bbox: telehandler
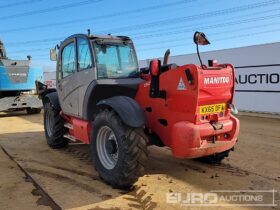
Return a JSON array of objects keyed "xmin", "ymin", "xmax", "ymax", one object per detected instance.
[{"xmin": 37, "ymin": 31, "xmax": 239, "ymax": 188}]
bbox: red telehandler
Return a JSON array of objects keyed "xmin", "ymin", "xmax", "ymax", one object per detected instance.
[{"xmin": 36, "ymin": 31, "xmax": 240, "ymax": 188}]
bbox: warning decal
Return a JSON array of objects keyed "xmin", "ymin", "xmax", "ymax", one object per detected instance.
[{"xmin": 177, "ymin": 77, "xmax": 186, "ymax": 90}]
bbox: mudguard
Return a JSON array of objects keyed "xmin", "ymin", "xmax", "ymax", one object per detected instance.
[
  {"xmin": 43, "ymin": 92, "xmax": 60, "ymax": 110},
  {"xmin": 97, "ymin": 96, "xmax": 145, "ymax": 128}
]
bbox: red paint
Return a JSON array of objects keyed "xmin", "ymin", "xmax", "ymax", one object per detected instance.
[
  {"xmin": 61, "ymin": 113, "xmax": 91, "ymax": 144},
  {"xmin": 135, "ymin": 63, "xmax": 239, "ymax": 158},
  {"xmin": 150, "ymin": 60, "xmax": 159, "ymax": 76}
]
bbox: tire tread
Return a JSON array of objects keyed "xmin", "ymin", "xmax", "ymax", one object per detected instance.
[{"xmin": 92, "ymin": 109, "xmax": 148, "ymax": 189}]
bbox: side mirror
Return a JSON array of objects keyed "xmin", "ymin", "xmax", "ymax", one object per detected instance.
[
  {"xmin": 193, "ymin": 31, "xmax": 210, "ymax": 45},
  {"xmin": 50, "ymin": 49, "xmax": 57, "ymax": 61},
  {"xmin": 193, "ymin": 31, "xmax": 210, "ymax": 69}
]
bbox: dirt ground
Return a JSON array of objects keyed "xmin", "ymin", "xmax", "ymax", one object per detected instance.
[{"xmin": 0, "ymin": 112, "xmax": 279, "ymax": 210}]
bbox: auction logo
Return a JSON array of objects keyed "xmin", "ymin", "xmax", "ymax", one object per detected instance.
[{"xmin": 166, "ymin": 190, "xmax": 277, "ymax": 207}]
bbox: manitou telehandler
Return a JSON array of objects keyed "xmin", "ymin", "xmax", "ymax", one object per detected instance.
[{"xmin": 37, "ymin": 31, "xmax": 240, "ymax": 188}]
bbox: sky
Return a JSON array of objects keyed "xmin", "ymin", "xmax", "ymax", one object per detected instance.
[{"xmin": 1, "ymin": 0, "xmax": 280, "ymax": 71}]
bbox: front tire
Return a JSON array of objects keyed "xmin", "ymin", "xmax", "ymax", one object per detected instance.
[
  {"xmin": 91, "ymin": 109, "xmax": 148, "ymax": 189},
  {"xmin": 44, "ymin": 101, "xmax": 68, "ymax": 148}
]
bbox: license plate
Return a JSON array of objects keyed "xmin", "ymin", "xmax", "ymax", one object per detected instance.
[{"xmin": 199, "ymin": 103, "xmax": 226, "ymax": 115}]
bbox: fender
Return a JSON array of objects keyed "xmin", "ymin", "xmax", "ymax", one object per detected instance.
[
  {"xmin": 82, "ymin": 78, "xmax": 143, "ymax": 121},
  {"xmin": 43, "ymin": 92, "xmax": 60, "ymax": 110},
  {"xmin": 97, "ymin": 96, "xmax": 145, "ymax": 128}
]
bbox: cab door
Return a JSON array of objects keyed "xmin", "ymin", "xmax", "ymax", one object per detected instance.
[
  {"xmin": 57, "ymin": 38, "xmax": 80, "ymax": 116},
  {"xmin": 76, "ymin": 37, "xmax": 96, "ymax": 117}
]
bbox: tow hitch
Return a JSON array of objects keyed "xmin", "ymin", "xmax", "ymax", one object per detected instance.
[{"xmin": 211, "ymin": 121, "xmax": 223, "ymax": 130}]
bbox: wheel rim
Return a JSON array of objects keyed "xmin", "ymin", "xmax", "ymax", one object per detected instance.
[
  {"xmin": 45, "ymin": 109, "xmax": 54, "ymax": 137},
  {"xmin": 96, "ymin": 126, "xmax": 119, "ymax": 170}
]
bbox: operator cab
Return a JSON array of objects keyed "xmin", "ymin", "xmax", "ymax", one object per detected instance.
[
  {"xmin": 50, "ymin": 33, "xmax": 143, "ymax": 119},
  {"xmin": 51, "ymin": 34, "xmax": 140, "ymax": 80}
]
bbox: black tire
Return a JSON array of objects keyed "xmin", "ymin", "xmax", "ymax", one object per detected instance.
[
  {"xmin": 26, "ymin": 108, "xmax": 42, "ymax": 114},
  {"xmin": 91, "ymin": 109, "xmax": 148, "ymax": 189},
  {"xmin": 195, "ymin": 149, "xmax": 231, "ymax": 164},
  {"xmin": 43, "ymin": 101, "xmax": 68, "ymax": 148}
]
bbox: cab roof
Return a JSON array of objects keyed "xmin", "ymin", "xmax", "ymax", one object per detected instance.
[{"xmin": 63, "ymin": 33, "xmax": 132, "ymax": 43}]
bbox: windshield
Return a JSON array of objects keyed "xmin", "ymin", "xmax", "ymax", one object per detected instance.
[{"xmin": 93, "ymin": 42, "xmax": 138, "ymax": 79}]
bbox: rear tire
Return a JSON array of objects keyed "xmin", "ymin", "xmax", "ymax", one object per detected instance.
[
  {"xmin": 196, "ymin": 149, "xmax": 231, "ymax": 164},
  {"xmin": 26, "ymin": 108, "xmax": 41, "ymax": 114},
  {"xmin": 91, "ymin": 109, "xmax": 148, "ymax": 189},
  {"xmin": 44, "ymin": 101, "xmax": 68, "ymax": 148}
]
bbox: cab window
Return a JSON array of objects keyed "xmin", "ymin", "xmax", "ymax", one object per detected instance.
[
  {"xmin": 93, "ymin": 42, "xmax": 138, "ymax": 79},
  {"xmin": 61, "ymin": 42, "xmax": 76, "ymax": 78},
  {"xmin": 77, "ymin": 38, "xmax": 92, "ymax": 71}
]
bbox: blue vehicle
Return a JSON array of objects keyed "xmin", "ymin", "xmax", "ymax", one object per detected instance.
[{"xmin": 0, "ymin": 40, "xmax": 43, "ymax": 113}]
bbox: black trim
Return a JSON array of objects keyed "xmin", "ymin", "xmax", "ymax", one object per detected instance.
[
  {"xmin": 185, "ymin": 68, "xmax": 193, "ymax": 85},
  {"xmin": 235, "ymin": 90, "xmax": 280, "ymax": 93},
  {"xmin": 96, "ymin": 96, "xmax": 145, "ymax": 127},
  {"xmin": 44, "ymin": 92, "xmax": 60, "ymax": 109},
  {"xmin": 235, "ymin": 64, "xmax": 280, "ymax": 69}
]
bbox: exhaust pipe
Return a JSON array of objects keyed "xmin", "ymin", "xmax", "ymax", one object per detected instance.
[{"xmin": 163, "ymin": 49, "xmax": 170, "ymax": 65}]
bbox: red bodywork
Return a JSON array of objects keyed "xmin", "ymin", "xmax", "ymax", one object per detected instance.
[
  {"xmin": 61, "ymin": 114, "xmax": 91, "ymax": 144},
  {"xmin": 136, "ymin": 64, "xmax": 239, "ymax": 158},
  {"xmin": 62, "ymin": 63, "xmax": 240, "ymax": 159}
]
